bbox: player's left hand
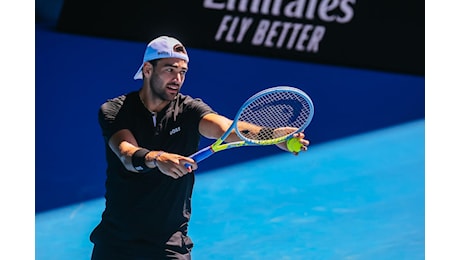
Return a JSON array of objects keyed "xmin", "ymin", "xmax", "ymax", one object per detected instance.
[{"xmin": 276, "ymin": 132, "xmax": 310, "ymax": 155}]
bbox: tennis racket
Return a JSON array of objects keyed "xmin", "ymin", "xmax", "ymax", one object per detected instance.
[{"xmin": 187, "ymin": 86, "xmax": 314, "ymax": 166}]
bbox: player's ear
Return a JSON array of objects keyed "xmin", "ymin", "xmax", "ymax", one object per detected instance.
[{"xmin": 142, "ymin": 62, "xmax": 153, "ymax": 78}]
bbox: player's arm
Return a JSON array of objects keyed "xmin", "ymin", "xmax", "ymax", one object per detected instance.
[
  {"xmin": 108, "ymin": 129, "xmax": 196, "ymax": 177},
  {"xmin": 199, "ymin": 113, "xmax": 257, "ymax": 143},
  {"xmin": 199, "ymin": 113, "xmax": 308, "ymax": 154},
  {"xmin": 199, "ymin": 113, "xmax": 231, "ymax": 140},
  {"xmin": 107, "ymin": 129, "xmax": 161, "ymax": 172}
]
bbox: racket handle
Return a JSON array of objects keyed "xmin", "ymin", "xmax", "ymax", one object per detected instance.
[{"xmin": 185, "ymin": 146, "xmax": 214, "ymax": 168}]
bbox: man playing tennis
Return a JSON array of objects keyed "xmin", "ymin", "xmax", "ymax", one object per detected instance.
[{"xmin": 90, "ymin": 35, "xmax": 310, "ymax": 259}]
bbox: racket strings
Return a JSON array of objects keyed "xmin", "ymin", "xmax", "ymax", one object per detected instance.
[{"xmin": 237, "ymin": 91, "xmax": 312, "ymax": 141}]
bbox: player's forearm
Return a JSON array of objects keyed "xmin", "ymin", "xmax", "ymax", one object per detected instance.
[
  {"xmin": 118, "ymin": 146, "xmax": 165, "ymax": 173},
  {"xmin": 116, "ymin": 141, "xmax": 143, "ymax": 172},
  {"xmin": 225, "ymin": 121, "xmax": 262, "ymax": 142}
]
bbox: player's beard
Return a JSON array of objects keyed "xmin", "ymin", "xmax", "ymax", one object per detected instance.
[{"xmin": 149, "ymin": 76, "xmax": 179, "ymax": 101}]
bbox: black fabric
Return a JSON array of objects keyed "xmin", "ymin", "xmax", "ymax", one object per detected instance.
[
  {"xmin": 91, "ymin": 90, "xmax": 215, "ymax": 257},
  {"xmin": 91, "ymin": 230, "xmax": 193, "ymax": 260}
]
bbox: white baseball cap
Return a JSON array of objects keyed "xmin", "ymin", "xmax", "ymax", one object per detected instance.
[{"xmin": 133, "ymin": 36, "xmax": 189, "ymax": 80}]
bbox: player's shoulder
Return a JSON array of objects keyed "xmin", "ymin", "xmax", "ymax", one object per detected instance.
[
  {"xmin": 99, "ymin": 91, "xmax": 139, "ymax": 117},
  {"xmin": 100, "ymin": 94, "xmax": 124, "ymax": 113},
  {"xmin": 177, "ymin": 93, "xmax": 206, "ymax": 105},
  {"xmin": 176, "ymin": 93, "xmax": 216, "ymax": 118},
  {"xmin": 100, "ymin": 91, "xmax": 138, "ymax": 109}
]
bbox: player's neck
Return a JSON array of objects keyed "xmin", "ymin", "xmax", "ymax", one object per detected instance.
[{"xmin": 139, "ymin": 90, "xmax": 169, "ymax": 113}]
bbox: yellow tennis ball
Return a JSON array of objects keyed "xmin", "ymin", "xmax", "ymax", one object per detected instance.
[{"xmin": 287, "ymin": 138, "xmax": 303, "ymax": 152}]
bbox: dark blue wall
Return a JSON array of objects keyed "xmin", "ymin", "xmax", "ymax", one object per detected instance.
[{"xmin": 36, "ymin": 25, "xmax": 424, "ymax": 212}]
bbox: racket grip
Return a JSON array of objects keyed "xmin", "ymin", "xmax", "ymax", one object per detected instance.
[{"xmin": 185, "ymin": 146, "xmax": 214, "ymax": 168}]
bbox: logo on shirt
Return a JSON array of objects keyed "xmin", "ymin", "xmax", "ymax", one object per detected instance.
[{"xmin": 169, "ymin": 126, "xmax": 181, "ymax": 136}]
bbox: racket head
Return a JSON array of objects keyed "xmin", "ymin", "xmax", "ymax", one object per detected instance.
[{"xmin": 234, "ymin": 86, "xmax": 314, "ymax": 145}]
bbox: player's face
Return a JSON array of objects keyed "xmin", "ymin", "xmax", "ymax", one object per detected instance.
[{"xmin": 149, "ymin": 58, "xmax": 188, "ymax": 101}]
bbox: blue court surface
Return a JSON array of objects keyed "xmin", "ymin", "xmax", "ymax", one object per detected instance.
[{"xmin": 36, "ymin": 119, "xmax": 424, "ymax": 259}]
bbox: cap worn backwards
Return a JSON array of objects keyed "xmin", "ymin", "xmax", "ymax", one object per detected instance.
[{"xmin": 133, "ymin": 36, "xmax": 189, "ymax": 80}]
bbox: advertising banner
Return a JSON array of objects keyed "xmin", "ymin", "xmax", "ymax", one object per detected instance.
[{"xmin": 57, "ymin": 0, "xmax": 424, "ymax": 75}]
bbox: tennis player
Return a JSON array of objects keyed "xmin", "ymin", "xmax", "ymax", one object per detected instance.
[{"xmin": 89, "ymin": 35, "xmax": 310, "ymax": 259}]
